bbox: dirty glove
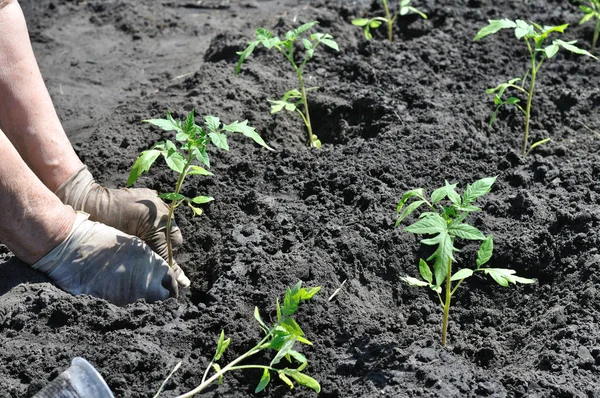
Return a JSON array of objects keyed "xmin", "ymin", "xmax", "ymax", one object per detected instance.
[
  {"xmin": 31, "ymin": 212, "xmax": 178, "ymax": 306},
  {"xmin": 55, "ymin": 166, "xmax": 190, "ymax": 287}
]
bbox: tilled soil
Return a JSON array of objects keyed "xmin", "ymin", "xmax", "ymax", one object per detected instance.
[{"xmin": 1, "ymin": 0, "xmax": 600, "ymax": 397}]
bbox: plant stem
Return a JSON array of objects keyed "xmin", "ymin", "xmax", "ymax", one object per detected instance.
[
  {"xmin": 165, "ymin": 154, "xmax": 193, "ymax": 267},
  {"xmin": 593, "ymin": 17, "xmax": 600, "ymax": 51},
  {"xmin": 522, "ymin": 40, "xmax": 537, "ymax": 157},
  {"xmin": 383, "ymin": 0, "xmax": 393, "ymax": 42},
  {"xmin": 296, "ymin": 71, "xmax": 315, "ymax": 147},
  {"xmin": 441, "ymin": 258, "xmax": 452, "ymax": 347}
]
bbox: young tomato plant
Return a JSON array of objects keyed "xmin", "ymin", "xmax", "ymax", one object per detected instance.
[
  {"xmin": 235, "ymin": 22, "xmax": 339, "ymax": 149},
  {"xmin": 352, "ymin": 0, "xmax": 427, "ymax": 42},
  {"xmin": 173, "ymin": 281, "xmax": 322, "ymax": 396},
  {"xmin": 396, "ymin": 177, "xmax": 535, "ymax": 347},
  {"xmin": 127, "ymin": 110, "xmax": 272, "ymax": 268},
  {"xmin": 577, "ymin": 0, "xmax": 600, "ymax": 51},
  {"xmin": 474, "ymin": 20, "xmax": 597, "ymax": 157}
]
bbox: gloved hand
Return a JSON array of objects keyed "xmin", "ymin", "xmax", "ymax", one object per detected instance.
[
  {"xmin": 55, "ymin": 166, "xmax": 190, "ymax": 287},
  {"xmin": 31, "ymin": 212, "xmax": 178, "ymax": 306}
]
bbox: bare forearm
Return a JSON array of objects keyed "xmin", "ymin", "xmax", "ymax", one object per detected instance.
[{"xmin": 0, "ymin": 0, "xmax": 83, "ymax": 191}]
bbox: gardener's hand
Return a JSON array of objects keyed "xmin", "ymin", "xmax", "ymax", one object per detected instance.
[
  {"xmin": 55, "ymin": 166, "xmax": 190, "ymax": 287},
  {"xmin": 31, "ymin": 212, "xmax": 178, "ymax": 306}
]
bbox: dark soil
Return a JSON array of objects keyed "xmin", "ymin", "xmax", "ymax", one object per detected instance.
[{"xmin": 1, "ymin": 0, "xmax": 600, "ymax": 397}]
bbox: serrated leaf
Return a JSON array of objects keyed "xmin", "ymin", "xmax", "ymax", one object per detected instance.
[
  {"xmin": 159, "ymin": 192, "xmax": 186, "ymax": 201},
  {"xmin": 395, "ymin": 200, "xmax": 425, "ymax": 227},
  {"xmin": 193, "ymin": 146, "xmax": 210, "ymax": 167},
  {"xmin": 143, "ymin": 117, "xmax": 182, "ymax": 133},
  {"xmin": 187, "ymin": 165, "xmax": 212, "ymax": 176},
  {"xmin": 255, "ymin": 369, "xmax": 271, "ymax": 393},
  {"xmin": 223, "ymin": 120, "xmax": 273, "ymax": 150},
  {"xmin": 281, "ymin": 369, "xmax": 321, "ymax": 393},
  {"xmin": 213, "ymin": 330, "xmax": 230, "ymax": 361},
  {"xmin": 462, "ymin": 177, "xmax": 496, "ymax": 205},
  {"xmin": 164, "ymin": 151, "xmax": 186, "ymax": 174},
  {"xmin": 183, "ymin": 111, "xmax": 195, "ymax": 134},
  {"xmin": 450, "ymin": 268, "xmax": 474, "ymax": 281},
  {"xmin": 474, "ymin": 19, "xmax": 517, "ymax": 41},
  {"xmin": 281, "ymin": 317, "xmax": 305, "ymax": 338},
  {"xmin": 269, "ymin": 100, "xmax": 287, "ymax": 114},
  {"xmin": 127, "ymin": 149, "xmax": 161, "ymax": 186},
  {"xmin": 476, "ymin": 235, "xmax": 494, "ymax": 268},
  {"xmin": 204, "ymin": 115, "xmax": 221, "ymax": 134},
  {"xmin": 553, "ymin": 39, "xmax": 598, "ymax": 59},
  {"xmin": 483, "ymin": 268, "xmax": 534, "ymax": 286},
  {"xmin": 209, "ymin": 132, "xmax": 229, "ymax": 151},
  {"xmin": 448, "ymin": 223, "xmax": 486, "ymax": 240},
  {"xmin": 419, "ymin": 258, "xmax": 433, "ymax": 284},
  {"xmin": 404, "ymin": 213, "xmax": 447, "ymax": 235},
  {"xmin": 514, "ymin": 19, "xmax": 534, "ymax": 39},
  {"xmin": 400, "ymin": 275, "xmax": 430, "ymax": 287}
]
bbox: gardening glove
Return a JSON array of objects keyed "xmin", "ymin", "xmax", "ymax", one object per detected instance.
[
  {"xmin": 55, "ymin": 166, "xmax": 190, "ymax": 288},
  {"xmin": 31, "ymin": 212, "xmax": 178, "ymax": 306}
]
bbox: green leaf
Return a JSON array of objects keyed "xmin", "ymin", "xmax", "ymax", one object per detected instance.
[
  {"xmin": 291, "ymin": 21, "xmax": 319, "ymax": 39},
  {"xmin": 269, "ymin": 99, "xmax": 291, "ymax": 114},
  {"xmin": 419, "ymin": 258, "xmax": 433, "ymax": 284},
  {"xmin": 270, "ymin": 338, "xmax": 296, "ymax": 367},
  {"xmin": 514, "ymin": 19, "xmax": 534, "ymax": 39},
  {"xmin": 204, "ymin": 115, "xmax": 221, "ymax": 134},
  {"xmin": 448, "ymin": 224, "xmax": 486, "ymax": 240},
  {"xmin": 281, "ymin": 369, "xmax": 321, "ymax": 393},
  {"xmin": 483, "ymin": 268, "xmax": 535, "ymax": 286},
  {"xmin": 187, "ymin": 165, "xmax": 212, "ymax": 176},
  {"xmin": 209, "ymin": 132, "xmax": 229, "ymax": 151},
  {"xmin": 395, "ymin": 200, "xmax": 425, "ymax": 227},
  {"xmin": 255, "ymin": 369, "xmax": 271, "ymax": 393},
  {"xmin": 462, "ymin": 177, "xmax": 496, "ymax": 205},
  {"xmin": 400, "ymin": 275, "xmax": 430, "ymax": 287},
  {"xmin": 302, "ymin": 38, "xmax": 313, "ymax": 52},
  {"xmin": 159, "ymin": 192, "xmax": 186, "ymax": 201},
  {"xmin": 188, "ymin": 203, "xmax": 203, "ymax": 217},
  {"xmin": 143, "ymin": 117, "xmax": 182, "ymax": 133},
  {"xmin": 254, "ymin": 307, "xmax": 269, "ymax": 334},
  {"xmin": 312, "ymin": 33, "xmax": 339, "ymax": 51},
  {"xmin": 406, "ymin": 6, "xmax": 428, "ymax": 19},
  {"xmin": 213, "ymin": 330, "xmax": 231, "ymax": 361},
  {"xmin": 579, "ymin": 12, "xmax": 595, "ymax": 25},
  {"xmin": 536, "ymin": 24, "xmax": 569, "ymax": 43},
  {"xmin": 189, "ymin": 195, "xmax": 214, "ymax": 204},
  {"xmin": 450, "ymin": 268, "xmax": 474, "ymax": 281},
  {"xmin": 183, "ymin": 111, "xmax": 195, "ymax": 134},
  {"xmin": 281, "ymin": 317, "xmax": 305, "ymax": 338},
  {"xmin": 222, "ymin": 120, "xmax": 274, "ymax": 151},
  {"xmin": 553, "ymin": 39, "xmax": 598, "ymax": 59},
  {"xmin": 164, "ymin": 150, "xmax": 186, "ymax": 174},
  {"xmin": 476, "ymin": 235, "xmax": 494, "ymax": 268},
  {"xmin": 278, "ymin": 372, "xmax": 294, "ymax": 389},
  {"xmin": 404, "ymin": 213, "xmax": 447, "ymax": 235},
  {"xmin": 127, "ymin": 149, "xmax": 161, "ymax": 186},
  {"xmin": 235, "ymin": 40, "xmax": 258, "ymax": 75},
  {"xmin": 474, "ymin": 19, "xmax": 517, "ymax": 41},
  {"xmin": 506, "ymin": 96, "xmax": 521, "ymax": 105},
  {"xmin": 396, "ymin": 188, "xmax": 425, "ymax": 213},
  {"xmin": 288, "ymin": 350, "xmax": 307, "ymax": 365},
  {"xmin": 544, "ymin": 43, "xmax": 560, "ymax": 58},
  {"xmin": 352, "ymin": 18, "xmax": 369, "ymax": 27},
  {"xmin": 193, "ymin": 146, "xmax": 210, "ymax": 167},
  {"xmin": 431, "ymin": 185, "xmax": 449, "ymax": 205},
  {"xmin": 212, "ymin": 363, "xmax": 224, "ymax": 384}
]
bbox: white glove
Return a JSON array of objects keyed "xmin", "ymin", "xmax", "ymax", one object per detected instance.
[
  {"xmin": 31, "ymin": 212, "xmax": 178, "ymax": 306},
  {"xmin": 55, "ymin": 166, "xmax": 190, "ymax": 287}
]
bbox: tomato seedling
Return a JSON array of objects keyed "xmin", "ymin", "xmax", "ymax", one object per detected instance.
[
  {"xmin": 127, "ymin": 111, "xmax": 272, "ymax": 269},
  {"xmin": 474, "ymin": 19, "xmax": 597, "ymax": 157},
  {"xmin": 173, "ymin": 281, "xmax": 322, "ymax": 396},
  {"xmin": 577, "ymin": 0, "xmax": 600, "ymax": 51},
  {"xmin": 352, "ymin": 0, "xmax": 427, "ymax": 42},
  {"xmin": 396, "ymin": 177, "xmax": 535, "ymax": 346},
  {"xmin": 235, "ymin": 22, "xmax": 339, "ymax": 149}
]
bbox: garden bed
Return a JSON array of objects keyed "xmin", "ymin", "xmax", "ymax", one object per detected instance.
[{"xmin": 1, "ymin": 0, "xmax": 600, "ymax": 396}]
